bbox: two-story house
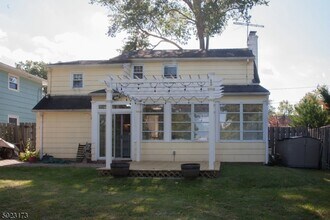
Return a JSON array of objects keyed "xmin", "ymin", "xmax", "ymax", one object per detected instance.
[
  {"xmin": 0, "ymin": 62, "xmax": 45, "ymax": 124},
  {"xmin": 33, "ymin": 32, "xmax": 269, "ymax": 169}
]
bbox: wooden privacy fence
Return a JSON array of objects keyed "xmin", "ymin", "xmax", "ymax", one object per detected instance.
[
  {"xmin": 269, "ymin": 126, "xmax": 330, "ymax": 169},
  {"xmin": 0, "ymin": 123, "xmax": 36, "ymax": 151}
]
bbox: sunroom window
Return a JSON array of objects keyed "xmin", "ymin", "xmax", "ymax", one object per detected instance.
[
  {"xmin": 171, "ymin": 104, "xmax": 209, "ymax": 141},
  {"xmin": 243, "ymin": 104, "xmax": 263, "ymax": 140},
  {"xmin": 219, "ymin": 104, "xmax": 240, "ymax": 140},
  {"xmin": 142, "ymin": 104, "xmax": 164, "ymax": 140},
  {"xmin": 220, "ymin": 104, "xmax": 263, "ymax": 141}
]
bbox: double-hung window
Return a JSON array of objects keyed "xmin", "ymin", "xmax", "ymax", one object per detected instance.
[
  {"xmin": 171, "ymin": 104, "xmax": 209, "ymax": 141},
  {"xmin": 133, "ymin": 65, "xmax": 143, "ymax": 79},
  {"xmin": 220, "ymin": 104, "xmax": 263, "ymax": 141},
  {"xmin": 142, "ymin": 105, "xmax": 164, "ymax": 140},
  {"xmin": 8, "ymin": 75, "xmax": 19, "ymax": 91},
  {"xmin": 72, "ymin": 73, "xmax": 83, "ymax": 88},
  {"xmin": 164, "ymin": 65, "xmax": 177, "ymax": 78}
]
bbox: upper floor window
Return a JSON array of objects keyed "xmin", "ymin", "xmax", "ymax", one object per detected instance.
[
  {"xmin": 72, "ymin": 73, "xmax": 83, "ymax": 88},
  {"xmin": 164, "ymin": 65, "xmax": 177, "ymax": 78},
  {"xmin": 133, "ymin": 65, "xmax": 143, "ymax": 79},
  {"xmin": 8, "ymin": 75, "xmax": 19, "ymax": 91}
]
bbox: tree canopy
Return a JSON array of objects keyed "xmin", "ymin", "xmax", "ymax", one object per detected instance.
[
  {"xmin": 16, "ymin": 60, "xmax": 47, "ymax": 79},
  {"xmin": 290, "ymin": 93, "xmax": 329, "ymax": 128},
  {"xmin": 91, "ymin": 0, "xmax": 268, "ymax": 51},
  {"xmin": 317, "ymin": 85, "xmax": 330, "ymax": 112}
]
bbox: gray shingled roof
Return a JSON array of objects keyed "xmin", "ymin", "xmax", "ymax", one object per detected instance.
[
  {"xmin": 49, "ymin": 49, "xmax": 254, "ymax": 66},
  {"xmin": 33, "ymin": 85, "xmax": 268, "ymax": 111},
  {"xmin": 89, "ymin": 85, "xmax": 269, "ymax": 96},
  {"xmin": 33, "ymin": 95, "xmax": 91, "ymax": 110}
]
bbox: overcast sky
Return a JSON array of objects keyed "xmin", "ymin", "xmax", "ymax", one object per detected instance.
[{"xmin": 0, "ymin": 0, "xmax": 329, "ymax": 108}]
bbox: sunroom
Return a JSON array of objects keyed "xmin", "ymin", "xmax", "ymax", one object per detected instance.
[{"xmin": 91, "ymin": 73, "xmax": 269, "ymax": 170}]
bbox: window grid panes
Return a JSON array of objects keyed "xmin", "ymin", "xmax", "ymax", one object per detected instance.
[
  {"xmin": 243, "ymin": 104, "xmax": 263, "ymax": 140},
  {"xmin": 142, "ymin": 104, "xmax": 164, "ymax": 140},
  {"xmin": 133, "ymin": 66, "xmax": 143, "ymax": 79},
  {"xmin": 9, "ymin": 75, "xmax": 18, "ymax": 90},
  {"xmin": 171, "ymin": 104, "xmax": 209, "ymax": 141},
  {"xmin": 219, "ymin": 104, "xmax": 240, "ymax": 140},
  {"xmin": 220, "ymin": 104, "xmax": 263, "ymax": 141},
  {"xmin": 73, "ymin": 74, "xmax": 83, "ymax": 88}
]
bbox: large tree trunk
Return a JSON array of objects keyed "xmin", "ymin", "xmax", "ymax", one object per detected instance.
[{"xmin": 193, "ymin": 0, "xmax": 205, "ymax": 50}]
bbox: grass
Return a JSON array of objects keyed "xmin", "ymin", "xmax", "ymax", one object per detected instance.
[{"xmin": 0, "ymin": 164, "xmax": 329, "ymax": 219}]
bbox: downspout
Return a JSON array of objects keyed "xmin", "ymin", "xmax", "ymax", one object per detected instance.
[{"xmin": 39, "ymin": 112, "xmax": 44, "ymax": 160}]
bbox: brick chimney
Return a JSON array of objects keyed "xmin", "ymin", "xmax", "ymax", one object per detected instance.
[{"xmin": 247, "ymin": 31, "xmax": 258, "ymax": 68}]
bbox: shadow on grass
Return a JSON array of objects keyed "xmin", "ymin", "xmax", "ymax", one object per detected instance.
[{"xmin": 0, "ymin": 165, "xmax": 329, "ymax": 219}]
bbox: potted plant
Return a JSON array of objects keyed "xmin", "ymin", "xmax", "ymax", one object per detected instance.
[
  {"xmin": 181, "ymin": 163, "xmax": 200, "ymax": 179},
  {"xmin": 110, "ymin": 161, "xmax": 130, "ymax": 177},
  {"xmin": 18, "ymin": 139, "xmax": 39, "ymax": 163}
]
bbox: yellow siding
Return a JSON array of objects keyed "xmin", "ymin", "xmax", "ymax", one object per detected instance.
[
  {"xmin": 141, "ymin": 142, "xmax": 209, "ymax": 161},
  {"xmin": 49, "ymin": 60, "xmax": 254, "ymax": 96},
  {"xmin": 49, "ymin": 65, "xmax": 122, "ymax": 95},
  {"xmin": 219, "ymin": 95, "xmax": 268, "ymax": 103},
  {"xmin": 141, "ymin": 141, "xmax": 265, "ymax": 162},
  {"xmin": 36, "ymin": 112, "xmax": 91, "ymax": 159},
  {"xmin": 216, "ymin": 142, "xmax": 265, "ymax": 162}
]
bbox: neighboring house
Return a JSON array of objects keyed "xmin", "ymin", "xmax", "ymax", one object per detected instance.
[
  {"xmin": 33, "ymin": 31, "xmax": 270, "ymax": 169},
  {"xmin": 0, "ymin": 62, "xmax": 45, "ymax": 124}
]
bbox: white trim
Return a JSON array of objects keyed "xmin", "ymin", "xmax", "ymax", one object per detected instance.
[
  {"xmin": 105, "ymin": 89, "xmax": 113, "ymax": 168},
  {"xmin": 8, "ymin": 115, "xmax": 19, "ymax": 125},
  {"xmin": 91, "ymin": 101, "xmax": 98, "ymax": 161},
  {"xmin": 8, "ymin": 74, "xmax": 20, "ymax": 92},
  {"xmin": 164, "ymin": 103, "xmax": 171, "ymax": 142},
  {"xmin": 263, "ymin": 100, "xmax": 269, "ymax": 164}
]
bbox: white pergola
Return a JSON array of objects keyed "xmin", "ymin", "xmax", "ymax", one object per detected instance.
[{"xmin": 104, "ymin": 73, "xmax": 223, "ymax": 170}]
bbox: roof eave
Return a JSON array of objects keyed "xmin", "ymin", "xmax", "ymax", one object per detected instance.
[{"xmin": 0, "ymin": 62, "xmax": 45, "ymax": 84}]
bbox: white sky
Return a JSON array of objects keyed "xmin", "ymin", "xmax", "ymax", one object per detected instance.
[{"xmin": 0, "ymin": 0, "xmax": 329, "ymax": 108}]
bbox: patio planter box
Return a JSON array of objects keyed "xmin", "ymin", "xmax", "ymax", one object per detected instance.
[
  {"xmin": 110, "ymin": 162, "xmax": 130, "ymax": 177},
  {"xmin": 181, "ymin": 163, "xmax": 200, "ymax": 179}
]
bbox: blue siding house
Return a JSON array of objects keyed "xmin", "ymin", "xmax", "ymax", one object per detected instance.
[{"xmin": 0, "ymin": 62, "xmax": 45, "ymax": 124}]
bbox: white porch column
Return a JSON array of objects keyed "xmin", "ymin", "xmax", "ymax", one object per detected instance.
[
  {"xmin": 130, "ymin": 101, "xmax": 136, "ymax": 161},
  {"xmin": 39, "ymin": 112, "xmax": 44, "ymax": 160},
  {"xmin": 105, "ymin": 89, "xmax": 113, "ymax": 169},
  {"xmin": 208, "ymin": 73, "xmax": 216, "ymax": 170},
  {"xmin": 135, "ymin": 102, "xmax": 142, "ymax": 161},
  {"xmin": 263, "ymin": 99, "xmax": 269, "ymax": 164},
  {"xmin": 91, "ymin": 101, "xmax": 98, "ymax": 161}
]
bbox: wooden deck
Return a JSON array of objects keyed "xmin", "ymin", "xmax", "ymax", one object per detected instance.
[{"xmin": 98, "ymin": 161, "xmax": 221, "ymax": 178}]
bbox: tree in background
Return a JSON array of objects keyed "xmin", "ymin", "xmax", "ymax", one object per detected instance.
[
  {"xmin": 16, "ymin": 60, "xmax": 47, "ymax": 79},
  {"xmin": 278, "ymin": 100, "xmax": 294, "ymax": 117},
  {"xmin": 290, "ymin": 93, "xmax": 329, "ymax": 128},
  {"xmin": 91, "ymin": 0, "xmax": 268, "ymax": 51},
  {"xmin": 317, "ymin": 85, "xmax": 330, "ymax": 112}
]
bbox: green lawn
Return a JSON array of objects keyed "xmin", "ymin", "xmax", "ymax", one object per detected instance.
[{"xmin": 0, "ymin": 164, "xmax": 329, "ymax": 219}]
